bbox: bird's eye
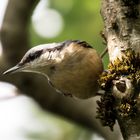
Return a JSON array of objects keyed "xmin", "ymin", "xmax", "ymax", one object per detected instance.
[
  {"xmin": 28, "ymin": 50, "xmax": 43, "ymax": 61},
  {"xmin": 28, "ymin": 53, "xmax": 36, "ymax": 61},
  {"xmin": 22, "ymin": 50, "xmax": 43, "ymax": 64},
  {"xmin": 19, "ymin": 50, "xmax": 43, "ymax": 65}
]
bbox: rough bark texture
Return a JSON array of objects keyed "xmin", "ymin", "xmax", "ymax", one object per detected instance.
[
  {"xmin": 0, "ymin": 0, "xmax": 122, "ymax": 140},
  {"xmin": 101, "ymin": 0, "xmax": 140, "ymax": 62},
  {"xmin": 100, "ymin": 0, "xmax": 140, "ymax": 140}
]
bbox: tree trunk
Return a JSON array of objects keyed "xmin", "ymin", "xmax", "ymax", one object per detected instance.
[{"xmin": 99, "ymin": 0, "xmax": 140, "ymax": 139}]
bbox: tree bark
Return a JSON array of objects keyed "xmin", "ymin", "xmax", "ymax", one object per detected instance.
[
  {"xmin": 100, "ymin": 0, "xmax": 140, "ymax": 139},
  {"xmin": 0, "ymin": 0, "xmax": 122, "ymax": 140}
]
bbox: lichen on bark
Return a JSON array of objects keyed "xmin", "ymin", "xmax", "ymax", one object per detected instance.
[{"xmin": 97, "ymin": 50, "xmax": 140, "ymax": 131}]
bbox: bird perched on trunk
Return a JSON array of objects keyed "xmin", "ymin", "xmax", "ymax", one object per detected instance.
[{"xmin": 4, "ymin": 40, "xmax": 103, "ymax": 99}]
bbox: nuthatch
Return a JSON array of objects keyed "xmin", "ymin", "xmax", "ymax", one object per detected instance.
[{"xmin": 4, "ymin": 40, "xmax": 103, "ymax": 99}]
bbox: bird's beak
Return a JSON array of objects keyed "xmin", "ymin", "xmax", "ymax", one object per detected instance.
[{"xmin": 3, "ymin": 65, "xmax": 22, "ymax": 75}]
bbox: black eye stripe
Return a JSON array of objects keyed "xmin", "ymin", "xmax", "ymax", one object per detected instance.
[
  {"xmin": 29, "ymin": 50, "xmax": 43, "ymax": 61},
  {"xmin": 23, "ymin": 50, "xmax": 43, "ymax": 64}
]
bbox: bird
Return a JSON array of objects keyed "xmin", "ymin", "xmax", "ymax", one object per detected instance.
[{"xmin": 3, "ymin": 40, "xmax": 103, "ymax": 99}]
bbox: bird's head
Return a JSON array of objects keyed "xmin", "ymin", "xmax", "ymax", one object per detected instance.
[{"xmin": 3, "ymin": 42, "xmax": 65, "ymax": 75}]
